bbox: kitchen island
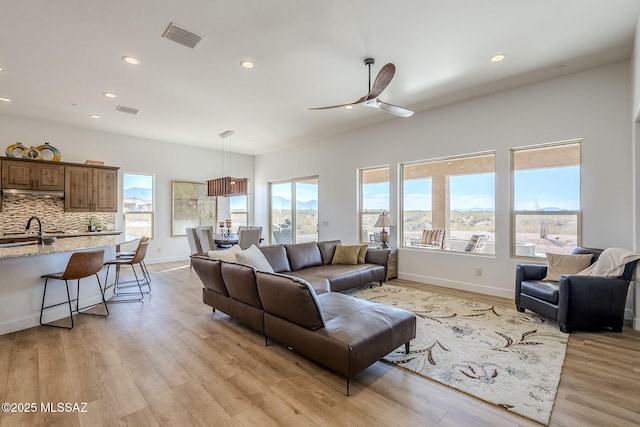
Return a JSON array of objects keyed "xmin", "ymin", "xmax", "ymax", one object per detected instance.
[{"xmin": 0, "ymin": 233, "xmax": 136, "ymax": 335}]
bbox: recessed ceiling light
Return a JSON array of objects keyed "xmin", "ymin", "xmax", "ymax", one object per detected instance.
[
  {"xmin": 103, "ymin": 92, "xmax": 116, "ymax": 98},
  {"xmin": 344, "ymin": 105, "xmax": 353, "ymax": 110},
  {"xmin": 240, "ymin": 60, "xmax": 254, "ymax": 69},
  {"xmin": 0, "ymin": 67, "xmax": 4, "ymax": 72},
  {"xmin": 490, "ymin": 54, "xmax": 506, "ymax": 63},
  {"xmin": 89, "ymin": 114, "xmax": 101, "ymax": 119},
  {"xmin": 122, "ymin": 56, "xmax": 139, "ymax": 65},
  {"xmin": 0, "ymin": 97, "xmax": 11, "ymax": 103}
]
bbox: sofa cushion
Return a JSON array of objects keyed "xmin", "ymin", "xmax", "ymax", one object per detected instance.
[
  {"xmin": 357, "ymin": 245, "xmax": 368, "ymax": 264},
  {"xmin": 290, "ymin": 263, "xmax": 386, "ymax": 292},
  {"xmin": 236, "ymin": 245, "xmax": 275, "ymax": 273},
  {"xmin": 220, "ymin": 262, "xmax": 262, "ymax": 308},
  {"xmin": 286, "ymin": 241, "xmax": 323, "ymax": 271},
  {"xmin": 208, "ymin": 244, "xmax": 242, "ymax": 263},
  {"xmin": 521, "ymin": 280, "xmax": 560, "ymax": 304},
  {"xmin": 332, "ymin": 245, "xmax": 360, "ymax": 265},
  {"xmin": 191, "ymin": 256, "xmax": 229, "ymax": 296},
  {"xmin": 256, "ymin": 272, "xmax": 325, "ymax": 330},
  {"xmin": 544, "ymin": 253, "xmax": 593, "ymax": 281},
  {"xmin": 259, "ymin": 244, "xmax": 291, "ymax": 273},
  {"xmin": 317, "ymin": 240, "xmax": 342, "ymax": 265}
]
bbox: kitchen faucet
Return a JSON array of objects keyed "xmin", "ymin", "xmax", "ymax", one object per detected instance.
[{"xmin": 25, "ymin": 216, "xmax": 43, "ymax": 244}]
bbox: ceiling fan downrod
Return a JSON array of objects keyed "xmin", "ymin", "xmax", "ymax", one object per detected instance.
[{"xmin": 364, "ymin": 57, "xmax": 375, "ymax": 93}]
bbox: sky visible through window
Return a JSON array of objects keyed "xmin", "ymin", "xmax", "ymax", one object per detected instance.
[
  {"xmin": 123, "ymin": 173, "xmax": 152, "ymax": 190},
  {"xmin": 365, "ymin": 166, "xmax": 578, "ymax": 211}
]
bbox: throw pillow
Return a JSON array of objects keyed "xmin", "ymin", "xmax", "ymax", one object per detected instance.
[
  {"xmin": 208, "ymin": 244, "xmax": 242, "ymax": 263},
  {"xmin": 236, "ymin": 244, "xmax": 275, "ymax": 273},
  {"xmin": 332, "ymin": 245, "xmax": 360, "ymax": 265},
  {"xmin": 357, "ymin": 244, "xmax": 368, "ymax": 264},
  {"xmin": 543, "ymin": 253, "xmax": 593, "ymax": 281}
]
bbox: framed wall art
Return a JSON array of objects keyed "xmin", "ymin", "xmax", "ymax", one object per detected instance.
[{"xmin": 171, "ymin": 181, "xmax": 217, "ymax": 236}]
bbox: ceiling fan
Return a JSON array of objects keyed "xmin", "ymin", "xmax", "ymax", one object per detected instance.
[{"xmin": 310, "ymin": 57, "xmax": 414, "ymax": 118}]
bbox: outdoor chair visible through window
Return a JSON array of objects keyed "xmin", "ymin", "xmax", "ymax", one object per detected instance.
[{"xmin": 411, "ymin": 229, "xmax": 445, "ymax": 249}]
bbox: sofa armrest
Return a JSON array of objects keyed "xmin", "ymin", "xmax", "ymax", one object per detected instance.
[
  {"xmin": 515, "ymin": 264, "xmax": 548, "ymax": 307},
  {"xmin": 557, "ymin": 275, "xmax": 631, "ymax": 327},
  {"xmin": 365, "ymin": 248, "xmax": 390, "ymax": 266},
  {"xmin": 516, "ymin": 264, "xmax": 548, "ymax": 281}
]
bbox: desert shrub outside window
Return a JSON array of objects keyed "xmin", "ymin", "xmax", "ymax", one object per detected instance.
[
  {"xmin": 359, "ymin": 167, "xmax": 390, "ymax": 244},
  {"xmin": 512, "ymin": 141, "xmax": 581, "ymax": 258},
  {"xmin": 401, "ymin": 153, "xmax": 495, "ymax": 254}
]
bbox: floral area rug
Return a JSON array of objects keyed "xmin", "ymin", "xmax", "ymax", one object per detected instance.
[{"xmin": 343, "ymin": 283, "xmax": 568, "ymax": 425}]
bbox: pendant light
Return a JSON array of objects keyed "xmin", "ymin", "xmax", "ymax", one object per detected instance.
[{"xmin": 207, "ymin": 130, "xmax": 248, "ymax": 197}]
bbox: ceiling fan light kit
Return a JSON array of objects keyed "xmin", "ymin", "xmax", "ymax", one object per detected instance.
[{"xmin": 310, "ymin": 57, "xmax": 414, "ymax": 118}]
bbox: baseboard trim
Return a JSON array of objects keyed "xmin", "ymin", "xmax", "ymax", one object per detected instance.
[
  {"xmin": 0, "ymin": 293, "xmax": 109, "ymax": 336},
  {"xmin": 398, "ymin": 273, "xmax": 514, "ymax": 300}
]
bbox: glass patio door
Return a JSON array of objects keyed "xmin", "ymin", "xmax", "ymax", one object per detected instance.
[{"xmin": 270, "ymin": 177, "xmax": 318, "ymax": 244}]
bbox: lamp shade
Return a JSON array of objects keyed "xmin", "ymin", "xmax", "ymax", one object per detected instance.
[{"xmin": 374, "ymin": 212, "xmax": 394, "ymax": 227}]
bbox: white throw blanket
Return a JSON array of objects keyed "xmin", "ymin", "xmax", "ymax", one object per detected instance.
[{"xmin": 577, "ymin": 247, "xmax": 640, "ymax": 279}]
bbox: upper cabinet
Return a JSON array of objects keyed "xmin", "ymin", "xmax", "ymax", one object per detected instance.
[
  {"xmin": 1, "ymin": 159, "xmax": 64, "ymax": 191},
  {"xmin": 65, "ymin": 166, "xmax": 117, "ymax": 212},
  {"xmin": 0, "ymin": 157, "xmax": 119, "ymax": 212}
]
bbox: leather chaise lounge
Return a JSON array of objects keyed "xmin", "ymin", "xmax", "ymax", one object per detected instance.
[{"xmin": 191, "ymin": 240, "xmax": 416, "ymax": 394}]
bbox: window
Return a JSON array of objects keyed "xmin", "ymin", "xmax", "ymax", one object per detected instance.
[
  {"xmin": 512, "ymin": 141, "xmax": 581, "ymax": 257},
  {"xmin": 229, "ymin": 195, "xmax": 248, "ymax": 229},
  {"xmin": 401, "ymin": 153, "xmax": 495, "ymax": 254},
  {"xmin": 123, "ymin": 173, "xmax": 154, "ymax": 239},
  {"xmin": 359, "ymin": 167, "xmax": 390, "ymax": 244},
  {"xmin": 270, "ymin": 177, "xmax": 318, "ymax": 244}
]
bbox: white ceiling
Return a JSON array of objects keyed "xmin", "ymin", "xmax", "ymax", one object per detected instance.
[{"xmin": 0, "ymin": 1, "xmax": 638, "ymax": 155}]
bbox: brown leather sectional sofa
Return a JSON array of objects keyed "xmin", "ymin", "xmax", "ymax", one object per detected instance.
[
  {"xmin": 259, "ymin": 240, "xmax": 389, "ymax": 291},
  {"xmin": 191, "ymin": 240, "xmax": 416, "ymax": 394}
]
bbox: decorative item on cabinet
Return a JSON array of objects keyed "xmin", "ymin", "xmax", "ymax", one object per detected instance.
[
  {"xmin": 4, "ymin": 141, "xmax": 62, "ymax": 162},
  {"xmin": 5, "ymin": 142, "xmax": 25, "ymax": 158},
  {"xmin": 36, "ymin": 142, "xmax": 62, "ymax": 162},
  {"xmin": 22, "ymin": 146, "xmax": 42, "ymax": 160}
]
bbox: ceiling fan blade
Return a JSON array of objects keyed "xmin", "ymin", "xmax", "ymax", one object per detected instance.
[
  {"xmin": 363, "ymin": 99, "xmax": 414, "ymax": 117},
  {"xmin": 309, "ymin": 95, "xmax": 367, "ymax": 110},
  {"xmin": 366, "ymin": 63, "xmax": 395, "ymax": 100}
]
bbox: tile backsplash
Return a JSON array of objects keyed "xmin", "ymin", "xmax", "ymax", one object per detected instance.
[{"xmin": 1, "ymin": 196, "xmax": 115, "ymax": 234}]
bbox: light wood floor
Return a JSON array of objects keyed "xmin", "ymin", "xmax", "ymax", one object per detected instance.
[{"xmin": 1, "ymin": 261, "xmax": 639, "ymax": 426}]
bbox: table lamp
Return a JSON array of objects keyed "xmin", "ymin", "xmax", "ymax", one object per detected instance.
[{"xmin": 374, "ymin": 212, "xmax": 394, "ymax": 249}]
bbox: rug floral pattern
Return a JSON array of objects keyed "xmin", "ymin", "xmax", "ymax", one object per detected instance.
[{"xmin": 344, "ymin": 284, "xmax": 568, "ymax": 425}]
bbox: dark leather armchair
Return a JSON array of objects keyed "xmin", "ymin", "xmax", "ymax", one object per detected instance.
[{"xmin": 515, "ymin": 247, "xmax": 637, "ymax": 333}]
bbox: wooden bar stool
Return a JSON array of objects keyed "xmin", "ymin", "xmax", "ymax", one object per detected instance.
[
  {"xmin": 40, "ymin": 249, "xmax": 108, "ymax": 329},
  {"xmin": 104, "ymin": 238, "xmax": 150, "ymax": 302}
]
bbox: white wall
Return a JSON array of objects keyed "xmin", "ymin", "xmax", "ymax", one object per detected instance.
[
  {"xmin": 631, "ymin": 14, "xmax": 640, "ymax": 328},
  {"xmin": 255, "ymin": 61, "xmax": 634, "ymax": 300},
  {"xmin": 0, "ymin": 114, "xmax": 254, "ymax": 263}
]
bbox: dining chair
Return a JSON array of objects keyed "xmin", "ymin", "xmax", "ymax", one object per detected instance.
[
  {"xmin": 238, "ymin": 228, "xmax": 261, "ymax": 249},
  {"xmin": 198, "ymin": 226, "xmax": 216, "ymax": 252}
]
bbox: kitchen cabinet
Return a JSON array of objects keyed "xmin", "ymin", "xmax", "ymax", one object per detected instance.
[
  {"xmin": 64, "ymin": 166, "xmax": 118, "ymax": 212},
  {"xmin": 1, "ymin": 159, "xmax": 64, "ymax": 191}
]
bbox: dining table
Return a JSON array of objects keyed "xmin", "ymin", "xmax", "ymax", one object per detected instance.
[
  {"xmin": 213, "ymin": 234, "xmax": 264, "ymax": 249},
  {"xmin": 214, "ymin": 234, "xmax": 239, "ymax": 248}
]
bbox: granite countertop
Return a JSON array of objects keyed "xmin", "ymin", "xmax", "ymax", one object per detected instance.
[
  {"xmin": 0, "ymin": 234, "xmax": 136, "ymax": 259},
  {"xmin": 0, "ymin": 230, "xmax": 122, "ymax": 242}
]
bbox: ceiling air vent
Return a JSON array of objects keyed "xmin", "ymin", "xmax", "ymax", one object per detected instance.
[
  {"xmin": 116, "ymin": 105, "xmax": 140, "ymax": 115},
  {"xmin": 162, "ymin": 22, "xmax": 204, "ymax": 49}
]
